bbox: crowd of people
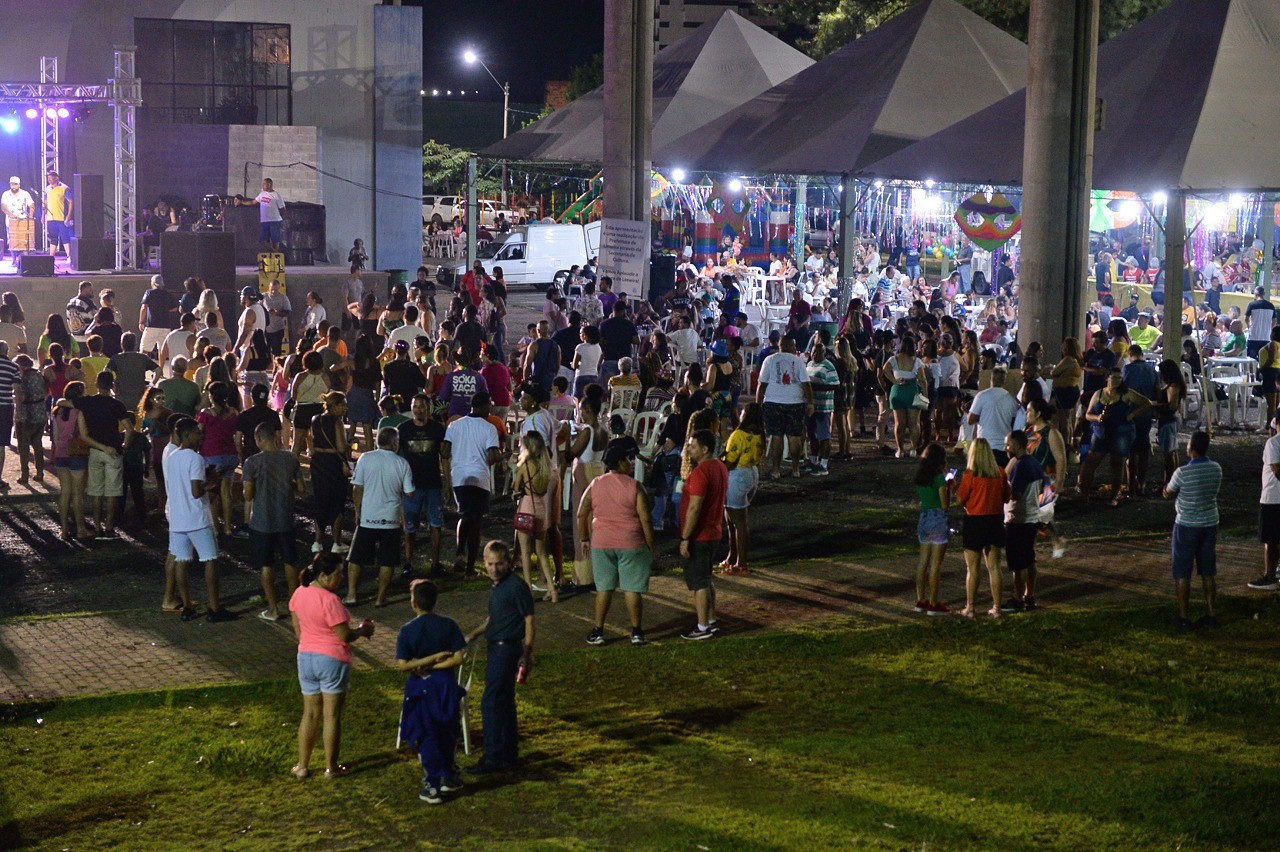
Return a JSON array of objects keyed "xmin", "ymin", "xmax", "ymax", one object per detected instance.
[{"xmin": 1, "ymin": 233, "xmax": 1274, "ymax": 802}]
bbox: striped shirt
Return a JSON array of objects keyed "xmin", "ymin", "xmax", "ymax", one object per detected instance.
[
  {"xmin": 1167, "ymin": 457, "xmax": 1222, "ymax": 528},
  {"xmin": 0, "ymin": 355, "xmax": 18, "ymax": 407}
]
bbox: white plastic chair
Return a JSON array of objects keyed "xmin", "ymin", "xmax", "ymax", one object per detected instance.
[
  {"xmin": 608, "ymin": 385, "xmax": 642, "ymax": 412},
  {"xmin": 610, "ymin": 407, "xmax": 637, "ymax": 433},
  {"xmin": 631, "ymin": 410, "xmax": 663, "ymax": 479}
]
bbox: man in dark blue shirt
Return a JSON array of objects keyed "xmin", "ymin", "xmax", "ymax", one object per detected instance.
[
  {"xmin": 470, "ymin": 540, "xmax": 534, "ymax": 774},
  {"xmin": 395, "ymin": 580, "xmax": 467, "ymax": 804}
]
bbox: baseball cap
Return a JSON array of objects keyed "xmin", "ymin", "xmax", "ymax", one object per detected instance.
[
  {"xmin": 240, "ymin": 285, "xmax": 261, "ymax": 301},
  {"xmin": 250, "ymin": 383, "xmax": 269, "ymax": 402}
]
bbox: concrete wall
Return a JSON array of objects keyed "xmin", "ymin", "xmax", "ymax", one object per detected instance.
[
  {"xmin": 0, "ymin": 0, "xmax": 418, "ymax": 270},
  {"xmin": 373, "ymin": 5, "xmax": 423, "ymax": 274}
]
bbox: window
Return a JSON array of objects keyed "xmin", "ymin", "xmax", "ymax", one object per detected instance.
[{"xmin": 135, "ymin": 18, "xmax": 291, "ymax": 125}]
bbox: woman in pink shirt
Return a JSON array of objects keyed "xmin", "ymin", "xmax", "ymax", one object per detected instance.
[
  {"xmin": 577, "ymin": 437, "xmax": 654, "ymax": 646},
  {"xmin": 289, "ymin": 553, "xmax": 375, "ymax": 779},
  {"xmin": 196, "ymin": 381, "xmax": 240, "ymax": 538}
]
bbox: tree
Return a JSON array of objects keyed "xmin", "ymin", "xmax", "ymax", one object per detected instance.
[
  {"xmin": 762, "ymin": 0, "xmax": 1173, "ymax": 58},
  {"xmin": 566, "ymin": 53, "xmax": 603, "ymax": 101},
  {"xmin": 422, "ymin": 139, "xmax": 500, "ymax": 196}
]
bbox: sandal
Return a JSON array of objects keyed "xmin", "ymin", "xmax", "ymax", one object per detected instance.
[
  {"xmin": 291, "ymin": 765, "xmax": 309, "ymax": 780},
  {"xmin": 958, "ymin": 606, "xmax": 975, "ymax": 619},
  {"xmin": 324, "ymin": 764, "xmax": 349, "ymax": 779},
  {"xmin": 987, "ymin": 607, "xmax": 1003, "ymax": 618}
]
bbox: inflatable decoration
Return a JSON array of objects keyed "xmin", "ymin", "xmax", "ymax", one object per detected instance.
[{"xmin": 954, "ymin": 191, "xmax": 1022, "ymax": 251}]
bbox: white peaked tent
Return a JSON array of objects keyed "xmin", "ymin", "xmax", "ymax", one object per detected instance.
[
  {"xmin": 480, "ymin": 10, "xmax": 814, "ymax": 164},
  {"xmin": 658, "ymin": 0, "xmax": 1027, "ymax": 175}
]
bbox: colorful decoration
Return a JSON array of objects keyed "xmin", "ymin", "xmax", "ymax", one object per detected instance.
[
  {"xmin": 954, "ymin": 191, "xmax": 1022, "ymax": 251},
  {"xmin": 1088, "ymin": 190, "xmax": 1141, "ymax": 232}
]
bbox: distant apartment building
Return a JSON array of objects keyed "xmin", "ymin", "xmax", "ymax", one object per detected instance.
[{"xmin": 654, "ymin": 0, "xmax": 778, "ymax": 48}]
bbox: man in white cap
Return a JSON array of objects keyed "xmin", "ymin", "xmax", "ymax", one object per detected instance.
[
  {"xmin": 2, "ymin": 177, "xmax": 35, "ymax": 258},
  {"xmin": 138, "ymin": 274, "xmax": 179, "ymax": 357}
]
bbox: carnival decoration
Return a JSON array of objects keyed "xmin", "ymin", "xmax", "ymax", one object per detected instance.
[
  {"xmin": 1088, "ymin": 190, "xmax": 1141, "ymax": 232},
  {"xmin": 954, "ymin": 190, "xmax": 1022, "ymax": 251}
]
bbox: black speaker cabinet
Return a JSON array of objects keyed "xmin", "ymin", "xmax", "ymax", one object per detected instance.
[
  {"xmin": 73, "ymin": 174, "xmax": 104, "ymax": 239},
  {"xmin": 161, "ymin": 231, "xmax": 236, "ymax": 290},
  {"xmin": 70, "ymin": 237, "xmax": 114, "ymax": 271},
  {"xmin": 18, "ymin": 254, "xmax": 55, "ymax": 276},
  {"xmin": 648, "ymin": 254, "xmax": 676, "ymax": 305}
]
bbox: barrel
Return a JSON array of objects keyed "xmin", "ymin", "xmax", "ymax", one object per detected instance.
[{"xmin": 384, "ymin": 268, "xmax": 410, "ymax": 299}]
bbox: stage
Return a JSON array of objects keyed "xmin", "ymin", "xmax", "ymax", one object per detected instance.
[{"xmin": 0, "ymin": 255, "xmax": 389, "ymax": 336}]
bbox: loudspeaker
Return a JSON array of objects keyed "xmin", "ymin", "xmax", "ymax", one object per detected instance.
[
  {"xmin": 18, "ymin": 254, "xmax": 55, "ymax": 276},
  {"xmin": 73, "ymin": 174, "xmax": 104, "ymax": 239},
  {"xmin": 161, "ymin": 231, "xmax": 236, "ymax": 290},
  {"xmin": 70, "ymin": 237, "xmax": 114, "ymax": 271},
  {"xmin": 649, "ymin": 254, "xmax": 676, "ymax": 305}
]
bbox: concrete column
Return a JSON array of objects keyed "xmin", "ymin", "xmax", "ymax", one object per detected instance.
[
  {"xmin": 1163, "ymin": 189, "xmax": 1186, "ymax": 349},
  {"xmin": 837, "ymin": 174, "xmax": 858, "ymax": 314},
  {"xmin": 1018, "ymin": 0, "xmax": 1098, "ymax": 350},
  {"xmin": 603, "ymin": 0, "xmax": 653, "ymax": 221}
]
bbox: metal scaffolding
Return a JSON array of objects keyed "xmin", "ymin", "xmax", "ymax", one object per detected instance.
[
  {"xmin": 38, "ymin": 56, "xmax": 58, "ymax": 252},
  {"xmin": 0, "ymin": 49, "xmax": 140, "ymax": 270},
  {"xmin": 111, "ymin": 47, "xmax": 139, "ymax": 270}
]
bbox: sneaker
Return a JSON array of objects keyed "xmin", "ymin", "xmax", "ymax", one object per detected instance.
[
  {"xmin": 706, "ymin": 620, "xmax": 720, "ymax": 634},
  {"xmin": 231, "ymin": 527, "xmax": 251, "ymax": 540},
  {"xmin": 206, "ymin": 608, "xmax": 237, "ymax": 623},
  {"xmin": 418, "ymin": 784, "xmax": 443, "ymax": 804},
  {"xmin": 812, "ymin": 466, "xmax": 830, "ymax": 476},
  {"xmin": 680, "ymin": 626, "xmax": 714, "ymax": 641},
  {"xmin": 531, "ymin": 583, "xmax": 547, "ymax": 594},
  {"xmin": 180, "ymin": 605, "xmax": 199, "ymax": 622},
  {"xmin": 999, "ymin": 598, "xmax": 1025, "ymax": 613},
  {"xmin": 258, "ymin": 609, "xmax": 282, "ymax": 622},
  {"xmin": 439, "ymin": 777, "xmax": 465, "ymax": 793},
  {"xmin": 1051, "ymin": 543, "xmax": 1068, "ymax": 559},
  {"xmin": 630, "ymin": 629, "xmax": 647, "ymax": 646},
  {"xmin": 1022, "ymin": 596, "xmax": 1038, "ymax": 611},
  {"xmin": 926, "ymin": 602, "xmax": 952, "ymax": 616},
  {"xmin": 586, "ymin": 627, "xmax": 606, "ymax": 646},
  {"xmin": 913, "ymin": 600, "xmax": 929, "ymax": 613},
  {"xmin": 1194, "ymin": 614, "xmax": 1219, "ymax": 630},
  {"xmin": 1247, "ymin": 575, "xmax": 1280, "ymax": 591},
  {"xmin": 311, "ymin": 542, "xmax": 323, "ymax": 553},
  {"xmin": 331, "ymin": 544, "xmax": 348, "ymax": 555}
]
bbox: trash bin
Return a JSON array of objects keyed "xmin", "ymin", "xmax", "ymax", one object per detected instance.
[{"xmin": 385, "ymin": 268, "xmax": 409, "ymax": 299}]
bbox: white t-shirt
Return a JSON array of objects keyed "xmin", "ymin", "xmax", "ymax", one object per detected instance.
[
  {"xmin": 238, "ymin": 303, "xmax": 267, "ymax": 351},
  {"xmin": 303, "ymin": 303, "xmax": 327, "ymax": 330},
  {"xmin": 385, "ymin": 323, "xmax": 421, "ymax": 352},
  {"xmin": 970, "ymin": 386, "xmax": 1020, "ymax": 446},
  {"xmin": 669, "ymin": 327, "xmax": 700, "ymax": 363},
  {"xmin": 163, "ymin": 447, "xmax": 214, "ymax": 533},
  {"xmin": 162, "ymin": 328, "xmax": 193, "ymax": 370},
  {"xmin": 1262, "ymin": 434, "xmax": 1280, "ymax": 505},
  {"xmin": 352, "ymin": 448, "xmax": 415, "ymax": 527},
  {"xmin": 256, "ymin": 190, "xmax": 285, "ymax": 223},
  {"xmin": 445, "ymin": 414, "xmax": 499, "ymax": 490},
  {"xmin": 574, "ymin": 342, "xmax": 602, "ymax": 377},
  {"xmin": 759, "ymin": 351, "xmax": 809, "ymax": 404}
]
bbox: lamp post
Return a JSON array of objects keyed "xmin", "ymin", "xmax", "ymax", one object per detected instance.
[{"xmin": 464, "ymin": 49, "xmax": 509, "ymax": 207}]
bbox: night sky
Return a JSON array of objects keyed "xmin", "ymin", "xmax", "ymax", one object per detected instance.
[{"xmin": 405, "ymin": 0, "xmax": 606, "ymax": 104}]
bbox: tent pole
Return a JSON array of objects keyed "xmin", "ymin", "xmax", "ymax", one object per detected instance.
[
  {"xmin": 793, "ymin": 176, "xmax": 808, "ymax": 267},
  {"xmin": 467, "ymin": 157, "xmax": 478, "ymax": 271},
  {"xmin": 1163, "ymin": 189, "xmax": 1186, "ymax": 352},
  {"xmin": 838, "ymin": 173, "xmax": 857, "ymax": 315},
  {"xmin": 1259, "ymin": 203, "xmax": 1274, "ymax": 300}
]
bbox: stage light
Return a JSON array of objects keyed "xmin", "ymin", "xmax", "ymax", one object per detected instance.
[
  {"xmin": 432, "ymin": 89, "xmax": 439, "ymax": 96},
  {"xmin": 924, "ymin": 179, "xmax": 936, "ymax": 189},
  {"xmin": 0, "ymin": 116, "xmax": 18, "ymax": 134},
  {"xmin": 24, "ymin": 107, "xmax": 36, "ymax": 119},
  {"xmin": 671, "ymin": 168, "xmax": 686, "ymax": 182},
  {"xmin": 728, "ymin": 178, "xmax": 742, "ymax": 192},
  {"xmin": 1152, "ymin": 191, "xmax": 1168, "ymax": 205},
  {"xmin": 56, "ymin": 107, "xmax": 69, "ymax": 118},
  {"xmin": 1229, "ymin": 192, "xmax": 1246, "ymax": 208},
  {"xmin": 72, "ymin": 106, "xmax": 92, "ymax": 123},
  {"xmin": 44, "ymin": 107, "xmax": 55, "ymax": 118},
  {"xmin": 874, "ymin": 180, "xmax": 884, "ymax": 189}
]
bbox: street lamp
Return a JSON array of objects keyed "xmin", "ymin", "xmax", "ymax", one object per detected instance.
[{"xmin": 464, "ymin": 48, "xmax": 510, "ymax": 206}]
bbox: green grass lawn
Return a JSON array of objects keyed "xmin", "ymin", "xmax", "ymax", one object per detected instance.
[{"xmin": 4, "ymin": 598, "xmax": 1280, "ymax": 850}]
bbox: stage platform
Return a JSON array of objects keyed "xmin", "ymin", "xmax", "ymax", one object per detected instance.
[{"xmin": 0, "ymin": 257, "xmax": 388, "ymax": 338}]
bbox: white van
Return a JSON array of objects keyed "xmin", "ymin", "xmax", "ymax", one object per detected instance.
[{"xmin": 439, "ymin": 221, "xmax": 601, "ymax": 289}]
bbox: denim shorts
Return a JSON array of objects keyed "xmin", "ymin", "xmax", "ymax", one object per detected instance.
[
  {"xmin": 917, "ymin": 508, "xmax": 950, "ymax": 544},
  {"xmin": 1171, "ymin": 523, "xmax": 1217, "ymax": 580},
  {"xmin": 1157, "ymin": 421, "xmax": 1178, "ymax": 453},
  {"xmin": 404, "ymin": 487, "xmax": 444, "ymax": 532},
  {"xmin": 169, "ymin": 527, "xmax": 219, "ymax": 562},
  {"xmin": 297, "ymin": 651, "xmax": 351, "ymax": 695},
  {"xmin": 205, "ymin": 454, "xmax": 239, "ymax": 477},
  {"xmin": 726, "ymin": 466, "xmax": 759, "ymax": 510}
]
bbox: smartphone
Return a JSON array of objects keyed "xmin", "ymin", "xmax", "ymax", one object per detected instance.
[{"xmin": 945, "ymin": 468, "xmax": 958, "ymax": 481}]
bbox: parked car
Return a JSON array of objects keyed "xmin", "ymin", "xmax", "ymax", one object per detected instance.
[
  {"xmin": 423, "ymin": 196, "xmax": 522, "ymax": 229},
  {"xmin": 437, "ymin": 221, "xmax": 601, "ymax": 289}
]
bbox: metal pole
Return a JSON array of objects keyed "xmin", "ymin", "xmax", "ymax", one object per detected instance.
[
  {"xmin": 837, "ymin": 174, "xmax": 857, "ymax": 315},
  {"xmin": 1163, "ymin": 189, "xmax": 1186, "ymax": 349},
  {"xmin": 792, "ymin": 176, "xmax": 807, "ymax": 264},
  {"xmin": 501, "ymin": 83, "xmax": 509, "ymax": 207},
  {"xmin": 1258, "ymin": 204, "xmax": 1274, "ymax": 299},
  {"xmin": 466, "ymin": 156, "xmax": 478, "ymax": 272}
]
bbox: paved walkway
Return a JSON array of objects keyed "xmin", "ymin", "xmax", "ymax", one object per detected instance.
[{"xmin": 2, "ymin": 527, "xmax": 1261, "ymax": 702}]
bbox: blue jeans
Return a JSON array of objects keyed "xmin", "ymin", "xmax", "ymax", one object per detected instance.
[
  {"xmin": 599, "ymin": 359, "xmax": 620, "ymax": 386},
  {"xmin": 650, "ymin": 449, "xmax": 679, "ymax": 529},
  {"xmin": 481, "ymin": 641, "xmax": 521, "ymax": 766},
  {"xmin": 959, "ymin": 264, "xmax": 972, "ymax": 293},
  {"xmin": 906, "ymin": 264, "xmax": 920, "ymax": 281}
]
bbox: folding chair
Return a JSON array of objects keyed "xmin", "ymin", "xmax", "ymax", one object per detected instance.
[
  {"xmin": 610, "ymin": 407, "xmax": 637, "ymax": 433},
  {"xmin": 395, "ymin": 642, "xmax": 477, "ymax": 756},
  {"xmin": 631, "ymin": 410, "xmax": 663, "ymax": 480},
  {"xmin": 608, "ymin": 385, "xmax": 641, "ymax": 413}
]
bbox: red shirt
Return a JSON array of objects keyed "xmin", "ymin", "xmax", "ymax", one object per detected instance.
[{"xmin": 681, "ymin": 459, "xmax": 728, "ymax": 542}]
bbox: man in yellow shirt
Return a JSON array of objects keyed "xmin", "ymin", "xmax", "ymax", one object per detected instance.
[
  {"xmin": 1130, "ymin": 312, "xmax": 1161, "ymax": 351},
  {"xmin": 79, "ymin": 334, "xmax": 111, "ymax": 395},
  {"xmin": 43, "ymin": 171, "xmax": 73, "ymax": 255}
]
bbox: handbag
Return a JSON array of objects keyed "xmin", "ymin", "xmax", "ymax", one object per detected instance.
[
  {"xmin": 68, "ymin": 435, "xmax": 90, "ymax": 458},
  {"xmin": 514, "ymin": 511, "xmax": 536, "ymax": 533},
  {"xmin": 911, "ymin": 392, "xmax": 930, "ymax": 410}
]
